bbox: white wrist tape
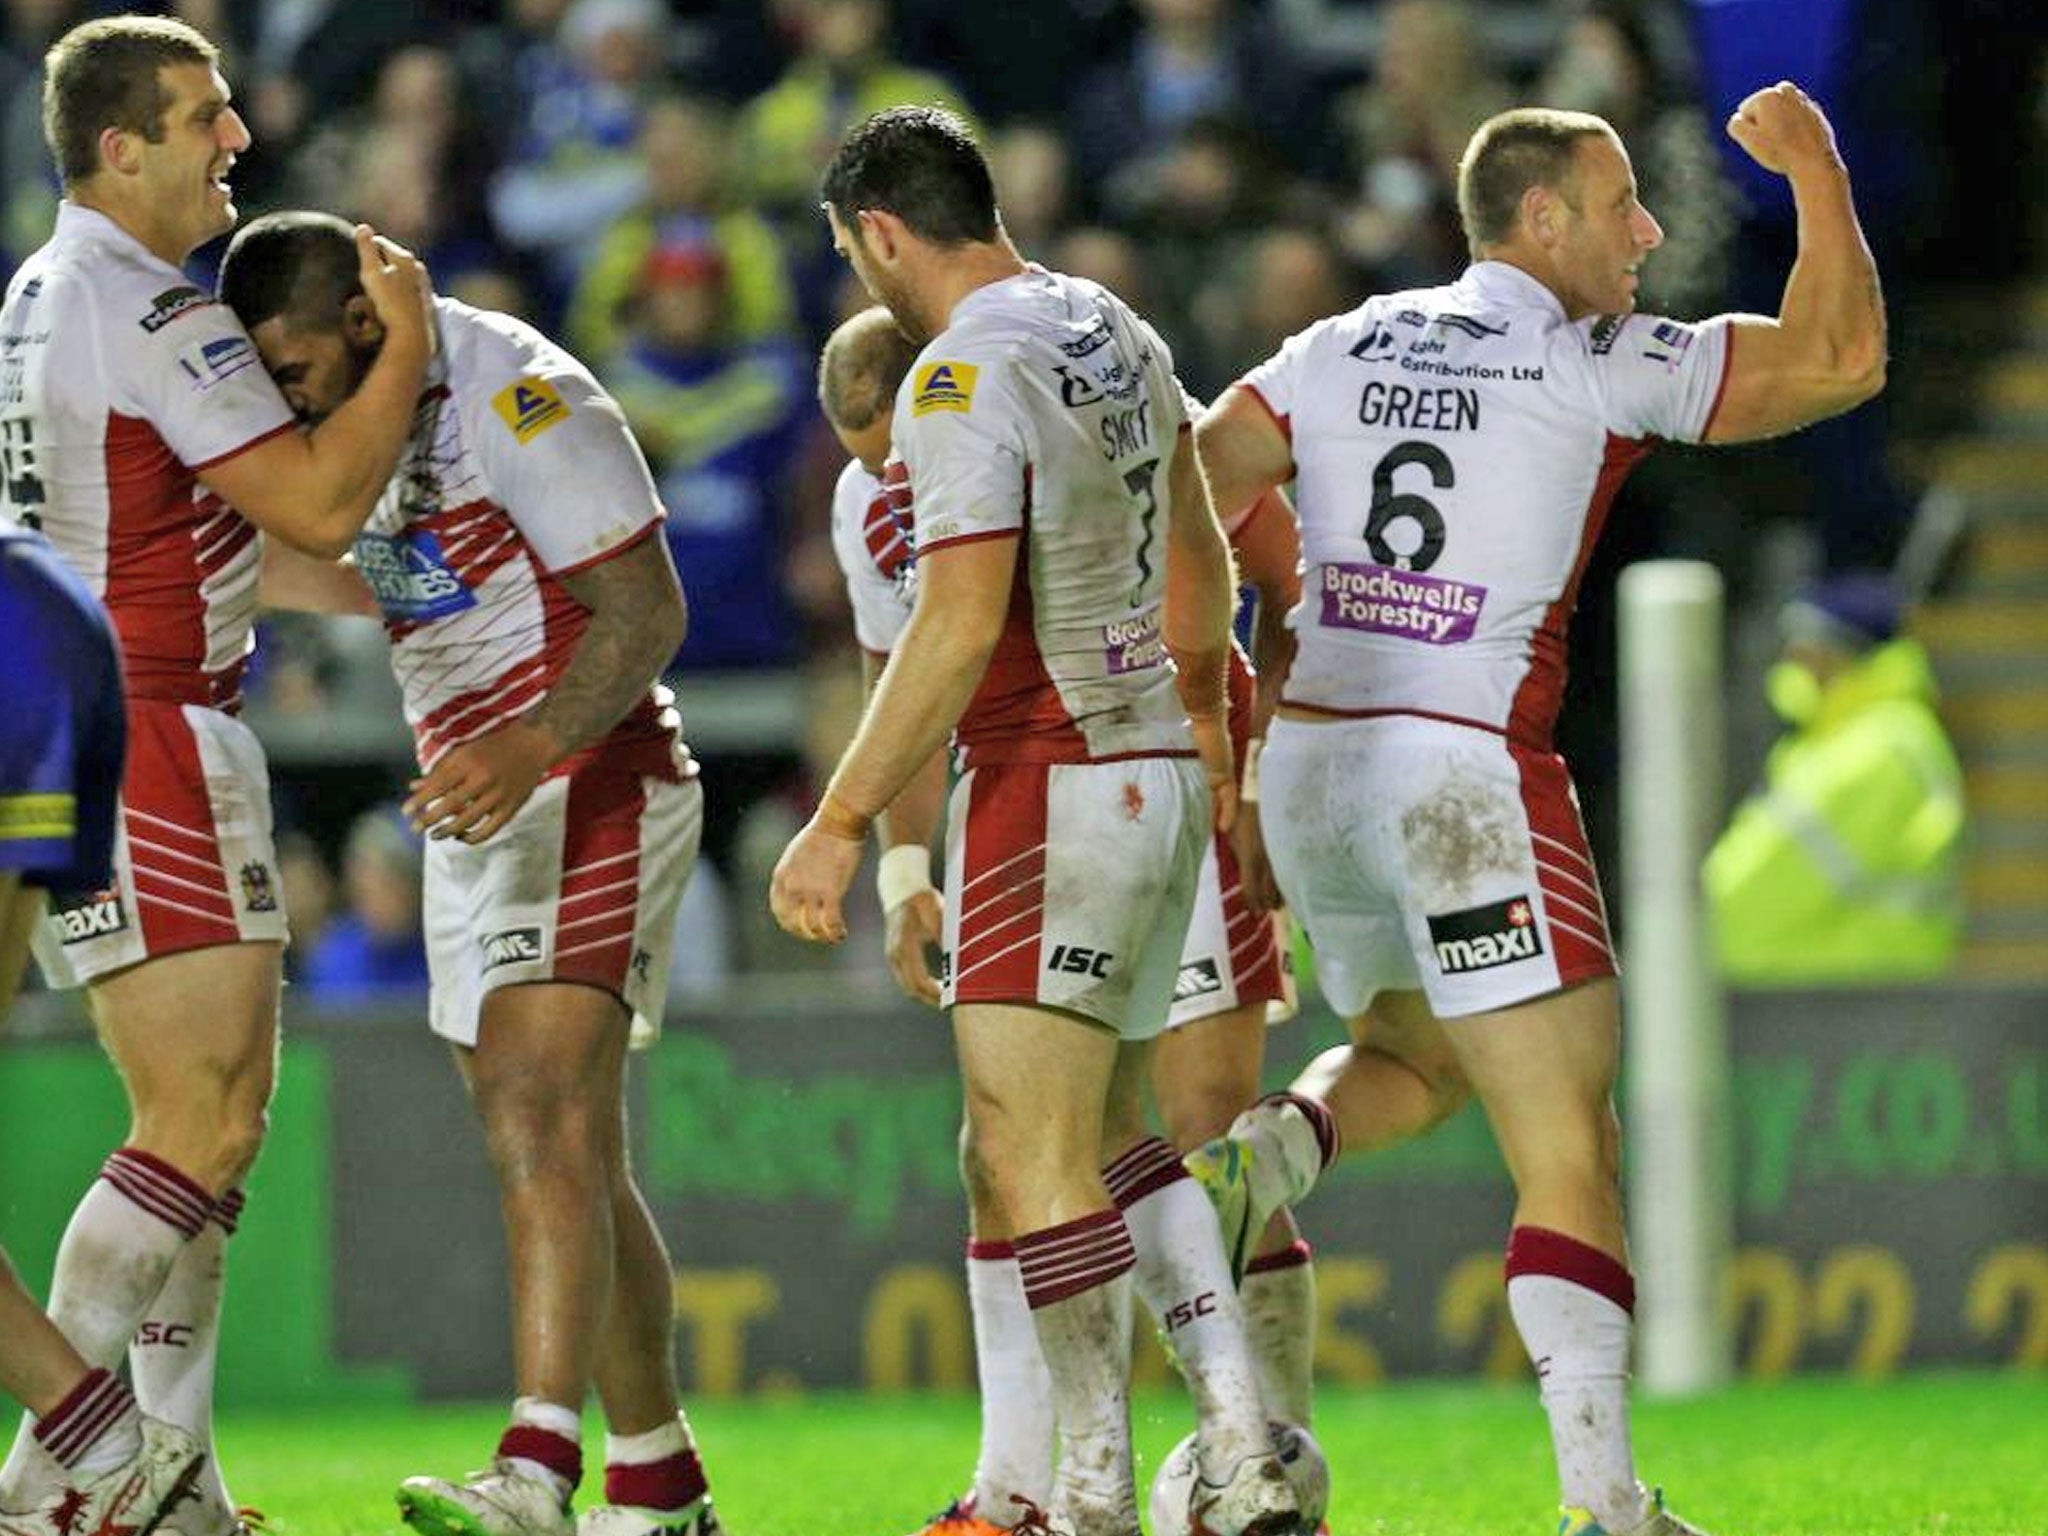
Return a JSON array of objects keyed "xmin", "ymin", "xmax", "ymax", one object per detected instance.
[
  {"xmin": 877, "ymin": 843, "xmax": 936, "ymax": 914},
  {"xmin": 1241, "ymin": 736, "xmax": 1264, "ymax": 805}
]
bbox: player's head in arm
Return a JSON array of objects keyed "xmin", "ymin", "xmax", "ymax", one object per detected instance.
[
  {"xmin": 44, "ymin": 15, "xmax": 250, "ymax": 263},
  {"xmin": 1456, "ymin": 106, "xmax": 1665, "ymax": 321},
  {"xmin": 217, "ymin": 210, "xmax": 384, "ymax": 426},
  {"xmin": 819, "ymin": 105, "xmax": 1018, "ymax": 345},
  {"xmin": 818, "ymin": 305, "xmax": 918, "ymax": 474}
]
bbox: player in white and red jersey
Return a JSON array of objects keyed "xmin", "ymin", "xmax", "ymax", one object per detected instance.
[
  {"xmin": 778, "ymin": 112, "xmax": 1302, "ymax": 1536},
  {"xmin": 822, "ymin": 305, "xmax": 1316, "ymax": 1536},
  {"xmin": 1190, "ymin": 87, "xmax": 1887, "ymax": 1536},
  {"xmin": 0, "ymin": 18, "xmax": 430, "ymax": 1530},
  {"xmin": 217, "ymin": 210, "xmax": 719, "ymax": 1536}
]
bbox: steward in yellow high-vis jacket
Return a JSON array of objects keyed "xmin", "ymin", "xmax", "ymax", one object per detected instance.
[{"xmin": 1706, "ymin": 574, "xmax": 1965, "ymax": 982}]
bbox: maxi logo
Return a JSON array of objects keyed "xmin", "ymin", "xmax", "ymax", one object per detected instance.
[
  {"xmin": 55, "ymin": 889, "xmax": 124, "ymax": 944},
  {"xmin": 1426, "ymin": 895, "xmax": 1543, "ymax": 974}
]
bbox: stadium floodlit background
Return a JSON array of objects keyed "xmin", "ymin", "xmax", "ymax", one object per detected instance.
[{"xmin": 2, "ymin": 0, "xmax": 2045, "ymax": 1532}]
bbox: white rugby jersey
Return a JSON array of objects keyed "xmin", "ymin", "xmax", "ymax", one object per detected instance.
[
  {"xmin": 0, "ymin": 204, "xmax": 294, "ymax": 710},
  {"xmin": 892, "ymin": 267, "xmax": 1192, "ymax": 767},
  {"xmin": 1240, "ymin": 260, "xmax": 1732, "ymax": 749},
  {"xmin": 358, "ymin": 298, "xmax": 679, "ymax": 777},
  {"xmin": 828, "ymin": 456, "xmax": 915, "ymax": 655}
]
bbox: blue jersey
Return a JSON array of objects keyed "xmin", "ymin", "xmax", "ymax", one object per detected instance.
[{"xmin": 0, "ymin": 525, "xmax": 124, "ymax": 890}]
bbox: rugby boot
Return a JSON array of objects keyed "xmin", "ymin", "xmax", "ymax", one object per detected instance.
[
  {"xmin": 1186, "ymin": 1449, "xmax": 1305, "ymax": 1536},
  {"xmin": 153, "ymin": 1473, "xmax": 268, "ymax": 1534},
  {"xmin": 1184, "ymin": 1123, "xmax": 1320, "ymax": 1286},
  {"xmin": 901, "ymin": 1495, "xmax": 1008, "ymax": 1536},
  {"xmin": 0, "ymin": 1417, "xmax": 204, "ymax": 1536},
  {"xmin": 1558, "ymin": 1488, "xmax": 1714, "ymax": 1536},
  {"xmin": 397, "ymin": 1460, "xmax": 574, "ymax": 1536},
  {"xmin": 576, "ymin": 1495, "xmax": 725, "ymax": 1535}
]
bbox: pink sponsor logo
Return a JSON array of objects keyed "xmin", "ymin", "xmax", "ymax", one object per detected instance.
[{"xmin": 1320, "ymin": 562, "xmax": 1485, "ymax": 644}]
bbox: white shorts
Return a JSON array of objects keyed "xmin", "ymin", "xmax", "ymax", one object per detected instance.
[
  {"xmin": 423, "ymin": 765, "xmax": 701, "ymax": 1050},
  {"xmin": 941, "ymin": 756, "xmax": 1206, "ymax": 1040},
  {"xmin": 34, "ymin": 701, "xmax": 287, "ymax": 988},
  {"xmin": 1165, "ymin": 829, "xmax": 1297, "ymax": 1030},
  {"xmin": 1261, "ymin": 714, "xmax": 1615, "ymax": 1019}
]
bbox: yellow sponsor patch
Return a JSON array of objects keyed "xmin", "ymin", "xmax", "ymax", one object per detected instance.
[
  {"xmin": 491, "ymin": 376, "xmax": 571, "ymax": 443},
  {"xmin": 911, "ymin": 361, "xmax": 978, "ymax": 416}
]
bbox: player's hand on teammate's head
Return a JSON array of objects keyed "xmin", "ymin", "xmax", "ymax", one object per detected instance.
[
  {"xmin": 1726, "ymin": 80, "xmax": 1843, "ymax": 177},
  {"xmin": 353, "ymin": 224, "xmax": 436, "ymax": 360},
  {"xmin": 885, "ymin": 888, "xmax": 944, "ymax": 1006}
]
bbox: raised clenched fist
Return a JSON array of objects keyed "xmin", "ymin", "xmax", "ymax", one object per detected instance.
[{"xmin": 1726, "ymin": 80, "xmax": 1843, "ymax": 177}]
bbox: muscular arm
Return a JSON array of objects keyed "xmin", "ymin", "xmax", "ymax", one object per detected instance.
[
  {"xmin": 1704, "ymin": 82, "xmax": 1887, "ymax": 443},
  {"xmin": 1164, "ymin": 427, "xmax": 1240, "ymax": 829},
  {"xmin": 863, "ymin": 648, "xmax": 949, "ymax": 854},
  {"xmin": 1196, "ymin": 388, "xmax": 1295, "ymax": 548},
  {"xmin": 256, "ymin": 539, "xmax": 379, "ymax": 618},
  {"xmin": 404, "ymin": 530, "xmax": 684, "ymax": 842},
  {"xmin": 1230, "ymin": 488, "xmax": 1302, "ymax": 737}
]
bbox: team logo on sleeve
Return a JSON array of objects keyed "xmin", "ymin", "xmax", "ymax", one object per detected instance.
[
  {"xmin": 138, "ymin": 285, "xmax": 209, "ymax": 333},
  {"xmin": 1642, "ymin": 320, "xmax": 1695, "ymax": 371},
  {"xmin": 911, "ymin": 361, "xmax": 978, "ymax": 416},
  {"xmin": 1427, "ymin": 895, "xmax": 1544, "ymax": 974},
  {"xmin": 175, "ymin": 336, "xmax": 258, "ymax": 392},
  {"xmin": 492, "ymin": 376, "xmax": 571, "ymax": 442}
]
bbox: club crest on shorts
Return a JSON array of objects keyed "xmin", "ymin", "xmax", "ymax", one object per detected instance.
[
  {"xmin": 239, "ymin": 861, "xmax": 278, "ymax": 913},
  {"xmin": 1427, "ymin": 894, "xmax": 1543, "ymax": 974}
]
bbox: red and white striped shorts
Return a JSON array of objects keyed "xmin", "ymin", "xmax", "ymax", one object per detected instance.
[
  {"xmin": 423, "ymin": 762, "xmax": 701, "ymax": 1049},
  {"xmin": 940, "ymin": 756, "xmax": 1206, "ymax": 1039},
  {"xmin": 33, "ymin": 700, "xmax": 287, "ymax": 987},
  {"xmin": 1260, "ymin": 714, "xmax": 1614, "ymax": 1020}
]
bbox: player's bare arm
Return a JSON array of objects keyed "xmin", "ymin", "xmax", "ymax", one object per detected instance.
[
  {"xmin": 771, "ymin": 533, "xmax": 1017, "ymax": 945},
  {"xmin": 863, "ymin": 649, "xmax": 949, "ymax": 1007},
  {"xmin": 202, "ymin": 229, "xmax": 435, "ymax": 558},
  {"xmin": 1227, "ymin": 488, "xmax": 1302, "ymax": 914},
  {"xmin": 255, "ymin": 538, "xmax": 378, "ymax": 617},
  {"xmin": 1704, "ymin": 82, "xmax": 1887, "ymax": 443},
  {"xmin": 1163, "ymin": 428, "xmax": 1240, "ymax": 834},
  {"xmin": 406, "ymin": 530, "xmax": 685, "ymax": 842}
]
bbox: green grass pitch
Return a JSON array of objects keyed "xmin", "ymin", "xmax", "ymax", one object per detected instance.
[{"xmin": 213, "ymin": 1372, "xmax": 2046, "ymax": 1535}]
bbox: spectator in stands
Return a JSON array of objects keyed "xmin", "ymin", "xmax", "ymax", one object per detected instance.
[
  {"xmin": 1706, "ymin": 573, "xmax": 1966, "ymax": 983},
  {"xmin": 276, "ymin": 829, "xmax": 337, "ymax": 986},
  {"xmin": 1193, "ymin": 223, "xmax": 1353, "ymax": 386},
  {"xmin": 489, "ymin": 0, "xmax": 672, "ymax": 316},
  {"xmin": 599, "ymin": 229, "xmax": 811, "ymax": 669},
  {"xmin": 1332, "ymin": 0, "xmax": 1510, "ymax": 286},
  {"xmin": 1537, "ymin": 1, "xmax": 1735, "ymax": 319},
  {"xmin": 299, "ymin": 807, "xmax": 430, "ymax": 1005},
  {"xmin": 987, "ymin": 120, "xmax": 1072, "ymax": 260},
  {"xmin": 1069, "ymin": 0, "xmax": 1324, "ymax": 223},
  {"xmin": 1050, "ymin": 225, "xmax": 1156, "ymax": 314},
  {"xmin": 733, "ymin": 0, "xmax": 970, "ymax": 331},
  {"xmin": 567, "ymin": 91, "xmax": 794, "ymax": 364}
]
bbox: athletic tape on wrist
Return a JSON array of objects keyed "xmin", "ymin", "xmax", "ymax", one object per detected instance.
[
  {"xmin": 1241, "ymin": 736, "xmax": 1263, "ymax": 805},
  {"xmin": 877, "ymin": 843, "xmax": 936, "ymax": 913}
]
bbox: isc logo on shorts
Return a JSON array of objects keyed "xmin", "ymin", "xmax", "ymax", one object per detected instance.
[
  {"xmin": 481, "ymin": 926, "xmax": 544, "ymax": 969},
  {"xmin": 54, "ymin": 889, "xmax": 125, "ymax": 945},
  {"xmin": 1048, "ymin": 943, "xmax": 1114, "ymax": 979},
  {"xmin": 1427, "ymin": 895, "xmax": 1543, "ymax": 974}
]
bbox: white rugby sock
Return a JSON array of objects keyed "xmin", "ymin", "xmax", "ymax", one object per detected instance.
[
  {"xmin": 1108, "ymin": 1137, "xmax": 1269, "ymax": 1483},
  {"xmin": 1242, "ymin": 1239, "xmax": 1316, "ymax": 1428},
  {"xmin": 1505, "ymin": 1225, "xmax": 1650, "ymax": 1532},
  {"xmin": 966, "ymin": 1239, "xmax": 1054, "ymax": 1518},
  {"xmin": 131, "ymin": 1189, "xmax": 240, "ymax": 1505},
  {"xmin": 1, "ymin": 1149, "xmax": 209, "ymax": 1505},
  {"xmin": 1014, "ymin": 1211, "xmax": 1138, "ymax": 1536}
]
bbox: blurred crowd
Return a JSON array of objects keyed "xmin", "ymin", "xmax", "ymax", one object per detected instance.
[{"xmin": 4, "ymin": 0, "xmax": 2037, "ymax": 999}]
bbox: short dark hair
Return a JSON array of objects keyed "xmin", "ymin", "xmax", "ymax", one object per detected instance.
[
  {"xmin": 43, "ymin": 16, "xmax": 218, "ymax": 187},
  {"xmin": 818, "ymin": 306, "xmax": 918, "ymax": 432},
  {"xmin": 218, "ymin": 211, "xmax": 363, "ymax": 334},
  {"xmin": 1456, "ymin": 107, "xmax": 1612, "ymax": 254},
  {"xmin": 820, "ymin": 105, "xmax": 997, "ymax": 247}
]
